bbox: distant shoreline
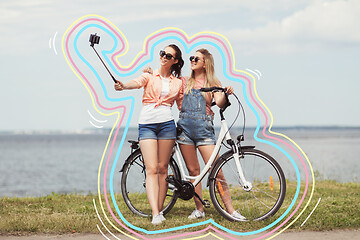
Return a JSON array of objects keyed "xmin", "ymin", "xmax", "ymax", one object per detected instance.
[{"xmin": 1, "ymin": 125, "xmax": 360, "ymax": 135}]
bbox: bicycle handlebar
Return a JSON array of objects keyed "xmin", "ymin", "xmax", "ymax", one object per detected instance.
[
  {"xmin": 200, "ymin": 87, "xmax": 230, "ymax": 120},
  {"xmin": 200, "ymin": 87, "xmax": 226, "ymax": 93},
  {"xmin": 201, "ymin": 86, "xmax": 246, "ymax": 142}
]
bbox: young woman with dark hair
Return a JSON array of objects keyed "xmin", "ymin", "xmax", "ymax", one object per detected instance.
[{"xmin": 114, "ymin": 44, "xmax": 184, "ymax": 225}]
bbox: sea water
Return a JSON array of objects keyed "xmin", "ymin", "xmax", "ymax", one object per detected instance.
[{"xmin": 0, "ymin": 127, "xmax": 359, "ymax": 197}]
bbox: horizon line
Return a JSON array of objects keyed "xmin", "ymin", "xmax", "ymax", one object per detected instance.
[{"xmin": 1, "ymin": 125, "xmax": 360, "ymax": 134}]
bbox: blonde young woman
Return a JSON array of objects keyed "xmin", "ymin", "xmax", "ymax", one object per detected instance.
[
  {"xmin": 114, "ymin": 44, "xmax": 184, "ymax": 225},
  {"xmin": 177, "ymin": 48, "xmax": 245, "ymax": 220}
]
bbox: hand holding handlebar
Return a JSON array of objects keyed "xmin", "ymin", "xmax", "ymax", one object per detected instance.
[
  {"xmin": 200, "ymin": 86, "xmax": 232, "ymax": 113},
  {"xmin": 225, "ymin": 86, "xmax": 234, "ymax": 95}
]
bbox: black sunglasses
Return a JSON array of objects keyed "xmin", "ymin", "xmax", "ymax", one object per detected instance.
[
  {"xmin": 159, "ymin": 50, "xmax": 175, "ymax": 60},
  {"xmin": 189, "ymin": 56, "xmax": 202, "ymax": 63}
]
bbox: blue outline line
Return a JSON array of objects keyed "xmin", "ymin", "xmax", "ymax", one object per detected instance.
[{"xmin": 72, "ymin": 23, "xmax": 301, "ymax": 236}]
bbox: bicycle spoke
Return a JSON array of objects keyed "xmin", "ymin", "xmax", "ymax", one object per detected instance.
[
  {"xmin": 226, "ymin": 162, "xmax": 242, "ymax": 185},
  {"xmin": 251, "ymin": 186, "xmax": 279, "ymax": 201},
  {"xmin": 132, "ymin": 159, "xmax": 145, "ymax": 173},
  {"xmin": 121, "ymin": 150, "xmax": 179, "ymax": 217},
  {"xmin": 249, "ymin": 191, "xmax": 272, "ymax": 210}
]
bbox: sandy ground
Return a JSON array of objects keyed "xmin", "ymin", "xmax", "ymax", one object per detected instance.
[{"xmin": 0, "ymin": 230, "xmax": 359, "ymax": 240}]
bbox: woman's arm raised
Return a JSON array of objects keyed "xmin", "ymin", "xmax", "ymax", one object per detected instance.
[{"xmin": 114, "ymin": 79, "xmax": 141, "ymax": 91}]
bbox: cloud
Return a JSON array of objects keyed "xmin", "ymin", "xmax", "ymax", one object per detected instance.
[
  {"xmin": 0, "ymin": 0, "xmax": 233, "ymax": 55},
  {"xmin": 1, "ymin": 0, "xmax": 359, "ymax": 56},
  {"xmin": 225, "ymin": 0, "xmax": 360, "ymax": 54}
]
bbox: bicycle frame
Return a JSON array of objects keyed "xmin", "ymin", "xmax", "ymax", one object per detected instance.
[
  {"xmin": 172, "ymin": 118, "xmax": 252, "ymax": 190},
  {"xmin": 120, "ymin": 87, "xmax": 286, "ymax": 220}
]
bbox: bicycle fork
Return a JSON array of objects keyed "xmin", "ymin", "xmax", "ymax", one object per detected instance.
[
  {"xmin": 223, "ymin": 128, "xmax": 253, "ymax": 192},
  {"xmin": 231, "ymin": 145, "xmax": 253, "ymax": 191}
]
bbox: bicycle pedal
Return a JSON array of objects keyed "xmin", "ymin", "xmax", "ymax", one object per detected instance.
[{"xmin": 203, "ymin": 199, "xmax": 210, "ymax": 208}]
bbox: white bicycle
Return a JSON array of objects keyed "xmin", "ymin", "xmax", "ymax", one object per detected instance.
[{"xmin": 120, "ymin": 87, "xmax": 286, "ymax": 221}]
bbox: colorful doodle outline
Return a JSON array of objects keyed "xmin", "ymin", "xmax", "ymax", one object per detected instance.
[{"xmin": 62, "ymin": 14, "xmax": 316, "ymax": 240}]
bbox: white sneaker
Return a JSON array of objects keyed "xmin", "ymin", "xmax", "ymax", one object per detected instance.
[
  {"xmin": 160, "ymin": 212, "xmax": 166, "ymax": 221},
  {"xmin": 231, "ymin": 210, "xmax": 246, "ymax": 221},
  {"xmin": 188, "ymin": 209, "xmax": 205, "ymax": 219},
  {"xmin": 151, "ymin": 214, "xmax": 163, "ymax": 225}
]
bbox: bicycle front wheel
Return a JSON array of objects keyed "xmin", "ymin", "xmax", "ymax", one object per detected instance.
[
  {"xmin": 209, "ymin": 148, "xmax": 286, "ymax": 221},
  {"xmin": 121, "ymin": 149, "xmax": 180, "ymax": 217}
]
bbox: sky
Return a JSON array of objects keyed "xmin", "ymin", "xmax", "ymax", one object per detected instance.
[{"xmin": 0, "ymin": 0, "xmax": 359, "ymax": 131}]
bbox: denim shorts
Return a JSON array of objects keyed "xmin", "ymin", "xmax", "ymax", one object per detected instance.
[
  {"xmin": 176, "ymin": 117, "xmax": 216, "ymax": 147},
  {"xmin": 138, "ymin": 120, "xmax": 176, "ymax": 141}
]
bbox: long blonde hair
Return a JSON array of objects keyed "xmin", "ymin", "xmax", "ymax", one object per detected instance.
[{"xmin": 185, "ymin": 48, "xmax": 220, "ymax": 95}]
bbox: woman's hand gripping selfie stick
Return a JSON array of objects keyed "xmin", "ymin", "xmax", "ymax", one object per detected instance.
[{"xmin": 89, "ymin": 33, "xmax": 117, "ymax": 83}]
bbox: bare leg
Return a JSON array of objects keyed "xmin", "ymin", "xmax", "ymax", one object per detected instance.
[
  {"xmin": 179, "ymin": 144, "xmax": 204, "ymax": 212},
  {"xmin": 157, "ymin": 139, "xmax": 175, "ymax": 211},
  {"xmin": 198, "ymin": 145, "xmax": 235, "ymax": 214},
  {"xmin": 139, "ymin": 139, "xmax": 160, "ymax": 216}
]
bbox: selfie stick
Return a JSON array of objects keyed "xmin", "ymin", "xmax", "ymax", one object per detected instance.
[{"xmin": 89, "ymin": 33, "xmax": 117, "ymax": 83}]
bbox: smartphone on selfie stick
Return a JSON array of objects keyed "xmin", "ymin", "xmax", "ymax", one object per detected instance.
[{"xmin": 89, "ymin": 33, "xmax": 117, "ymax": 83}]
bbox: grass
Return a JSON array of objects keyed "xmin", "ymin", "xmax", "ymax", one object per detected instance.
[{"xmin": 0, "ymin": 181, "xmax": 359, "ymax": 235}]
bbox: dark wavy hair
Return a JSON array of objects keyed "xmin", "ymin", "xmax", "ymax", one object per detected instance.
[{"xmin": 167, "ymin": 44, "xmax": 184, "ymax": 78}]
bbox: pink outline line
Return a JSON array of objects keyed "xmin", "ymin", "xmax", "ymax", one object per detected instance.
[
  {"xmin": 65, "ymin": 19, "xmax": 146, "ymax": 239},
  {"xmin": 64, "ymin": 17, "xmax": 311, "ymax": 240}
]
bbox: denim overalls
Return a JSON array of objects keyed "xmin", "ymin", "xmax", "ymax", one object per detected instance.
[{"xmin": 177, "ymin": 89, "xmax": 216, "ymax": 146}]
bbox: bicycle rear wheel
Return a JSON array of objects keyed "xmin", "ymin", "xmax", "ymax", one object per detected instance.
[
  {"xmin": 120, "ymin": 149, "xmax": 180, "ymax": 217},
  {"xmin": 209, "ymin": 148, "xmax": 286, "ymax": 221}
]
